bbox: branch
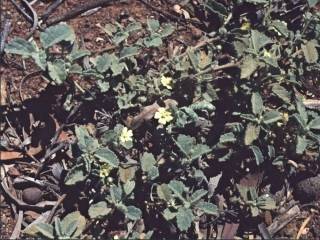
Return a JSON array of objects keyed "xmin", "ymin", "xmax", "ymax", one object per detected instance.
[{"xmin": 46, "ymin": 0, "xmax": 120, "ymax": 26}]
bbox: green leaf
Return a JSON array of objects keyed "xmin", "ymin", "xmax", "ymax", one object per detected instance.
[
  {"xmin": 272, "ymin": 156, "xmax": 284, "ymax": 167},
  {"xmin": 147, "ymin": 166, "xmax": 159, "ymax": 180},
  {"xmin": 147, "ymin": 19, "xmax": 160, "ymax": 32},
  {"xmin": 40, "ymin": 23, "xmax": 75, "ymax": 48},
  {"xmin": 95, "ymin": 148, "xmax": 119, "ymax": 168},
  {"xmin": 250, "ymin": 30, "xmax": 273, "ymax": 52},
  {"xmin": 63, "ymin": 220, "xmax": 78, "ymax": 237},
  {"xmin": 191, "ymin": 100, "xmax": 215, "ymax": 111},
  {"xmin": 307, "ymin": 0, "xmax": 320, "ymax": 7},
  {"xmin": 75, "ymin": 126, "xmax": 99, "ymax": 153},
  {"xmin": 125, "ymin": 22, "xmax": 142, "ymax": 32},
  {"xmin": 240, "ymin": 56, "xmax": 258, "ymax": 79},
  {"xmin": 188, "ymin": 50, "xmax": 199, "ymax": 71},
  {"xmin": 308, "ymin": 117, "xmax": 320, "ymax": 130},
  {"xmin": 251, "ymin": 92, "xmax": 264, "ymax": 115},
  {"xmin": 88, "ymin": 201, "xmax": 111, "ymax": 219},
  {"xmin": 190, "ymin": 144, "xmax": 211, "ymax": 160},
  {"xmin": 102, "ymin": 23, "xmax": 117, "ymax": 36},
  {"xmin": 293, "ymin": 113, "xmax": 307, "ymax": 129},
  {"xmin": 160, "ymin": 24, "xmax": 175, "ymax": 37},
  {"xmin": 126, "ymin": 206, "xmax": 142, "ymax": 220},
  {"xmin": 233, "ymin": 39, "xmax": 249, "ymax": 57},
  {"xmin": 123, "ymin": 180, "xmax": 135, "ymax": 195},
  {"xmin": 140, "ymin": 152, "xmax": 156, "ymax": 172},
  {"xmin": 195, "ymin": 201, "xmax": 218, "ymax": 215},
  {"xmin": 48, "ymin": 59, "xmax": 67, "ymax": 85},
  {"xmin": 64, "ymin": 165, "xmax": 87, "ymax": 185},
  {"xmin": 157, "ymin": 184, "xmax": 172, "ymax": 201},
  {"xmin": 302, "ymin": 41, "xmax": 318, "ymax": 63},
  {"xmin": 33, "ymin": 50, "xmax": 47, "ymax": 70},
  {"xmin": 176, "ymin": 208, "xmax": 194, "ymax": 231},
  {"xmin": 244, "ymin": 123, "xmax": 260, "ymax": 145},
  {"xmin": 144, "ymin": 36, "xmax": 163, "ymax": 47},
  {"xmin": 219, "ymin": 132, "xmax": 237, "ymax": 144},
  {"xmin": 97, "ymin": 80, "xmax": 110, "ymax": 92},
  {"xmin": 95, "ymin": 53, "xmax": 112, "ymax": 73},
  {"xmin": 5, "ymin": 38, "xmax": 38, "ymax": 57},
  {"xmin": 163, "ymin": 208, "xmax": 177, "ymax": 220},
  {"xmin": 272, "ymin": 84, "xmax": 291, "ymax": 103},
  {"xmin": 270, "ymin": 20, "xmax": 290, "ymax": 37},
  {"xmin": 175, "ymin": 134, "xmax": 194, "ymax": 157},
  {"xmin": 168, "ymin": 180, "xmax": 186, "ymax": 201},
  {"xmin": 250, "ymin": 145, "xmax": 264, "ymax": 165},
  {"xmin": 296, "ymin": 136, "xmax": 308, "ymax": 154},
  {"xmin": 110, "ymin": 185, "xmax": 123, "ymax": 203},
  {"xmin": 111, "ymin": 62, "xmax": 126, "ymax": 76},
  {"xmin": 190, "ymin": 189, "xmax": 208, "ymax": 204},
  {"xmin": 60, "ymin": 211, "xmax": 86, "ymax": 238},
  {"xmin": 119, "ymin": 166, "xmax": 137, "ymax": 183},
  {"xmin": 204, "ymin": 0, "xmax": 228, "ymax": 16},
  {"xmin": 69, "ymin": 63, "xmax": 83, "ymax": 74},
  {"xmin": 297, "ymin": 100, "xmax": 308, "ymax": 124},
  {"xmin": 68, "ymin": 49, "xmax": 90, "ymax": 62},
  {"xmin": 119, "ymin": 46, "xmax": 139, "ymax": 59},
  {"xmin": 54, "ymin": 218, "xmax": 63, "ymax": 237},
  {"xmin": 262, "ymin": 110, "xmax": 282, "ymax": 124},
  {"xmin": 175, "ymin": 134, "xmax": 210, "ymax": 160},
  {"xmin": 256, "ymin": 195, "xmax": 276, "ymax": 210},
  {"xmin": 112, "ymin": 31, "xmax": 129, "ymax": 45},
  {"xmin": 34, "ymin": 223, "xmax": 54, "ymax": 239},
  {"xmin": 241, "ymin": 113, "xmax": 257, "ymax": 122},
  {"xmin": 245, "ymin": 0, "xmax": 268, "ymax": 3}
]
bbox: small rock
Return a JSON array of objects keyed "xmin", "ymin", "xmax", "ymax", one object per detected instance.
[
  {"xmin": 22, "ymin": 187, "xmax": 42, "ymax": 205},
  {"xmin": 294, "ymin": 175, "xmax": 320, "ymax": 203},
  {"xmin": 7, "ymin": 167, "xmax": 20, "ymax": 177}
]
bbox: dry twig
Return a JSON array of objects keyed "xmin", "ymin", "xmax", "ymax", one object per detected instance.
[{"xmin": 46, "ymin": 0, "xmax": 119, "ymax": 26}]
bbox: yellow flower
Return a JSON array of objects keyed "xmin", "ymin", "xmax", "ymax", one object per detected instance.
[
  {"xmin": 263, "ymin": 50, "xmax": 272, "ymax": 58},
  {"xmin": 100, "ymin": 163, "xmax": 112, "ymax": 178},
  {"xmin": 119, "ymin": 127, "xmax": 133, "ymax": 143},
  {"xmin": 282, "ymin": 112, "xmax": 289, "ymax": 123},
  {"xmin": 160, "ymin": 75, "xmax": 173, "ymax": 90},
  {"xmin": 240, "ymin": 21, "xmax": 251, "ymax": 30},
  {"xmin": 154, "ymin": 107, "xmax": 173, "ymax": 125}
]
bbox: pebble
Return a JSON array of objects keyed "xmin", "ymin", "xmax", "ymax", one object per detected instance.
[
  {"xmin": 294, "ymin": 175, "xmax": 320, "ymax": 203},
  {"xmin": 22, "ymin": 187, "xmax": 42, "ymax": 205}
]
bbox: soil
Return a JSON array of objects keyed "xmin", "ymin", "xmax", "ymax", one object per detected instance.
[
  {"xmin": 1, "ymin": 0, "xmax": 195, "ymax": 105},
  {"xmin": 1, "ymin": 0, "xmax": 320, "ymax": 239}
]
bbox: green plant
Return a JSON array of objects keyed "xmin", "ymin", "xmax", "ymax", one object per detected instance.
[
  {"xmin": 24, "ymin": 211, "xmax": 86, "ymax": 239},
  {"xmin": 4, "ymin": 1, "xmax": 320, "ymax": 238}
]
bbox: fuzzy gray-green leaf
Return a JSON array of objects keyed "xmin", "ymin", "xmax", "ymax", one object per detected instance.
[
  {"xmin": 95, "ymin": 148, "xmax": 119, "ymax": 168},
  {"xmin": 244, "ymin": 123, "xmax": 260, "ymax": 145},
  {"xmin": 250, "ymin": 145, "xmax": 264, "ymax": 165},
  {"xmin": 176, "ymin": 208, "xmax": 194, "ymax": 231},
  {"xmin": 88, "ymin": 201, "xmax": 111, "ymax": 219},
  {"xmin": 5, "ymin": 38, "xmax": 38, "ymax": 57},
  {"xmin": 251, "ymin": 92, "xmax": 264, "ymax": 115},
  {"xmin": 302, "ymin": 41, "xmax": 319, "ymax": 63},
  {"xmin": 240, "ymin": 56, "xmax": 258, "ymax": 79},
  {"xmin": 48, "ymin": 59, "xmax": 67, "ymax": 85},
  {"xmin": 40, "ymin": 23, "xmax": 75, "ymax": 48},
  {"xmin": 64, "ymin": 165, "xmax": 87, "ymax": 185}
]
